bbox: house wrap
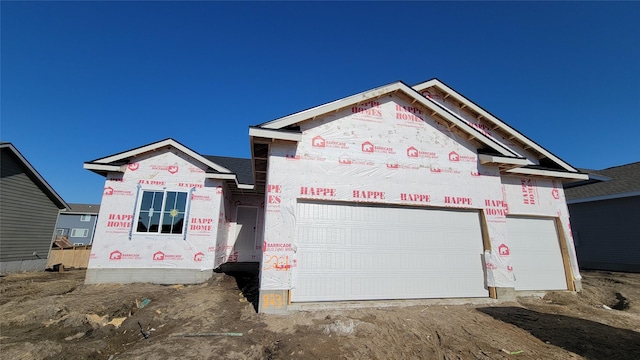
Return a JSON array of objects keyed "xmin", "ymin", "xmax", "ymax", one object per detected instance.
[{"xmin": 84, "ymin": 79, "xmax": 588, "ymax": 312}]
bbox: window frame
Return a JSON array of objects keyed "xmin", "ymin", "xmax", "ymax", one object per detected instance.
[
  {"xmin": 80, "ymin": 214, "xmax": 91, "ymax": 222},
  {"xmin": 134, "ymin": 189, "xmax": 189, "ymax": 236},
  {"xmin": 70, "ymin": 228, "xmax": 89, "ymax": 238}
]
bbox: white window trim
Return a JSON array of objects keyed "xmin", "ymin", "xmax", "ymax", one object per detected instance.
[
  {"xmin": 133, "ymin": 189, "xmax": 190, "ymax": 236},
  {"xmin": 80, "ymin": 214, "xmax": 91, "ymax": 222},
  {"xmin": 70, "ymin": 228, "xmax": 89, "ymax": 238}
]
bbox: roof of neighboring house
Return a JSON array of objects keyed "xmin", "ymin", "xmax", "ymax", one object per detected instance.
[
  {"xmin": 0, "ymin": 142, "xmax": 69, "ymax": 210},
  {"xmin": 202, "ymin": 155, "xmax": 253, "ymax": 185},
  {"xmin": 564, "ymin": 162, "xmax": 640, "ymax": 201},
  {"xmin": 61, "ymin": 203, "xmax": 101, "ymax": 214}
]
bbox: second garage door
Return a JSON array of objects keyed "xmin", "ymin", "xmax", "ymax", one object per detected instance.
[
  {"xmin": 292, "ymin": 202, "xmax": 488, "ymax": 302},
  {"xmin": 507, "ymin": 217, "xmax": 568, "ymax": 291}
]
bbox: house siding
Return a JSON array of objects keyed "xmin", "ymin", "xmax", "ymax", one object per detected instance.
[
  {"xmin": 569, "ymin": 196, "xmax": 640, "ymax": 272},
  {"xmin": 0, "ymin": 149, "xmax": 60, "ymax": 272},
  {"xmin": 55, "ymin": 213, "xmax": 98, "ymax": 245}
]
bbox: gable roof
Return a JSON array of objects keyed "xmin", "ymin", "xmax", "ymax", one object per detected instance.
[
  {"xmin": 61, "ymin": 203, "xmax": 101, "ymax": 214},
  {"xmin": 0, "ymin": 142, "xmax": 69, "ymax": 210},
  {"xmin": 564, "ymin": 162, "xmax": 640, "ymax": 202},
  {"xmin": 412, "ymin": 79, "xmax": 580, "ymax": 175},
  {"xmin": 255, "ymin": 81, "xmax": 521, "ymax": 159},
  {"xmin": 249, "ymin": 79, "xmax": 587, "ymax": 182},
  {"xmin": 84, "ymin": 139, "xmax": 254, "ymax": 195}
]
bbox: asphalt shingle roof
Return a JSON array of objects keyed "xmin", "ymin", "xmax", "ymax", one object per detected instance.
[
  {"xmin": 564, "ymin": 162, "xmax": 640, "ymax": 200},
  {"xmin": 203, "ymin": 155, "xmax": 253, "ymax": 185},
  {"xmin": 63, "ymin": 203, "xmax": 101, "ymax": 214}
]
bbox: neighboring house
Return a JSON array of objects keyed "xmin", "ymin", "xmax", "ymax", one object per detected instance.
[
  {"xmin": 84, "ymin": 79, "xmax": 588, "ymax": 313},
  {"xmin": 0, "ymin": 142, "xmax": 69, "ymax": 274},
  {"xmin": 53, "ymin": 203, "xmax": 100, "ymax": 247},
  {"xmin": 564, "ymin": 162, "xmax": 640, "ymax": 272}
]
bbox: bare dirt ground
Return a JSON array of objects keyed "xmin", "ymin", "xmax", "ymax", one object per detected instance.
[{"xmin": 1, "ymin": 269, "xmax": 639, "ymax": 360}]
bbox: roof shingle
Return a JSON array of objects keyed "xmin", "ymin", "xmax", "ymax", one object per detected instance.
[
  {"xmin": 202, "ymin": 155, "xmax": 253, "ymax": 185},
  {"xmin": 564, "ymin": 162, "xmax": 640, "ymax": 200}
]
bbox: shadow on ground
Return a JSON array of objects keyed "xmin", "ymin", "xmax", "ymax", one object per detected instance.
[{"xmin": 478, "ymin": 306, "xmax": 640, "ymax": 360}]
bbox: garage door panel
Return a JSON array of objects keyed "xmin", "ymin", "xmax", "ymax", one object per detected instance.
[
  {"xmin": 507, "ymin": 217, "xmax": 567, "ymax": 291},
  {"xmin": 292, "ymin": 202, "xmax": 487, "ymax": 302}
]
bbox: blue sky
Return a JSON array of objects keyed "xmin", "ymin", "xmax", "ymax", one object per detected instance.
[{"xmin": 2, "ymin": 2, "xmax": 639, "ymax": 204}]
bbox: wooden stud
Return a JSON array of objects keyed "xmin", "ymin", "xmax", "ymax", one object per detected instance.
[
  {"xmin": 489, "ymin": 287, "xmax": 497, "ymax": 299},
  {"xmin": 479, "ymin": 211, "xmax": 497, "ymax": 299},
  {"xmin": 554, "ymin": 217, "xmax": 576, "ymax": 292}
]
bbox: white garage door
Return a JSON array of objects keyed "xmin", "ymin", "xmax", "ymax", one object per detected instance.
[
  {"xmin": 507, "ymin": 217, "xmax": 567, "ymax": 291},
  {"xmin": 292, "ymin": 202, "xmax": 488, "ymax": 302}
]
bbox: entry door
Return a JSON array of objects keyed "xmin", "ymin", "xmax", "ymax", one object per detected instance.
[{"xmin": 234, "ymin": 207, "xmax": 258, "ymax": 251}]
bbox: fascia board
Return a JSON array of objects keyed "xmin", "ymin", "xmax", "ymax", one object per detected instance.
[
  {"xmin": 413, "ymin": 80, "xmax": 578, "ymax": 173},
  {"xmin": 92, "ymin": 139, "xmax": 232, "ymax": 174},
  {"xmin": 83, "ymin": 163, "xmax": 124, "ymax": 172},
  {"xmin": 205, "ymin": 173, "xmax": 255, "ymax": 190},
  {"xmin": 1, "ymin": 143, "xmax": 69, "ymax": 210},
  {"xmin": 478, "ymin": 154, "xmax": 533, "ymax": 166},
  {"xmin": 204, "ymin": 173, "xmax": 237, "ymax": 180},
  {"xmin": 249, "ymin": 127, "xmax": 302, "ymax": 142},
  {"xmin": 588, "ymin": 173, "xmax": 612, "ymax": 181},
  {"xmin": 260, "ymin": 82, "xmax": 405, "ymax": 130},
  {"xmin": 567, "ymin": 192, "xmax": 640, "ymax": 204},
  {"xmin": 506, "ymin": 167, "xmax": 589, "ymax": 180}
]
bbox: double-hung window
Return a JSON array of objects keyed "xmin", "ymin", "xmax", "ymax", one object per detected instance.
[
  {"xmin": 71, "ymin": 228, "xmax": 89, "ymax": 237},
  {"xmin": 136, "ymin": 191, "xmax": 188, "ymax": 234}
]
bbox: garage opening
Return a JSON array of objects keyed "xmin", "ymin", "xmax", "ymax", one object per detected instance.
[{"xmin": 292, "ymin": 201, "xmax": 488, "ymax": 302}]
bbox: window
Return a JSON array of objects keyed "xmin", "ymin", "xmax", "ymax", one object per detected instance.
[
  {"xmin": 136, "ymin": 191, "xmax": 187, "ymax": 234},
  {"xmin": 70, "ymin": 228, "xmax": 89, "ymax": 237},
  {"xmin": 80, "ymin": 214, "xmax": 91, "ymax": 222}
]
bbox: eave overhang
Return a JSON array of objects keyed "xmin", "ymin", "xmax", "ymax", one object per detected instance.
[
  {"xmin": 506, "ymin": 167, "xmax": 589, "ymax": 180},
  {"xmin": 478, "ymin": 154, "xmax": 533, "ymax": 170},
  {"xmin": 249, "ymin": 128, "xmax": 302, "ymax": 196}
]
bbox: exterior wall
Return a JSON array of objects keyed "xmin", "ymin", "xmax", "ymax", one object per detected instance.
[
  {"xmin": 569, "ymin": 196, "xmax": 640, "ymax": 272},
  {"xmin": 261, "ymin": 96, "xmax": 495, "ymax": 291},
  {"xmin": 207, "ymin": 184, "xmax": 264, "ymax": 268},
  {"xmin": 501, "ymin": 176, "xmax": 580, "ymax": 279},
  {"xmin": 86, "ymin": 149, "xmax": 226, "ymax": 284},
  {"xmin": 55, "ymin": 213, "xmax": 98, "ymax": 245},
  {"xmin": 0, "ymin": 149, "xmax": 60, "ymax": 274},
  {"xmin": 259, "ymin": 94, "xmax": 579, "ymax": 295}
]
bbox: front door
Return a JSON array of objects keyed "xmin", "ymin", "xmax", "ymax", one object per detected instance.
[{"xmin": 234, "ymin": 206, "xmax": 258, "ymax": 252}]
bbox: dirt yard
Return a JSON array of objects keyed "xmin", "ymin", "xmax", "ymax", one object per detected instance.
[{"xmin": 1, "ymin": 269, "xmax": 639, "ymax": 360}]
